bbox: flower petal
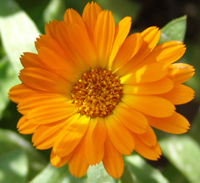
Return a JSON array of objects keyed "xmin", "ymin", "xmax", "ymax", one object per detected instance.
[
  {"xmin": 120, "ymin": 62, "xmax": 168, "ymax": 84},
  {"xmin": 113, "ymin": 104, "xmax": 148, "ymax": 134},
  {"xmin": 84, "ymin": 118, "xmax": 104, "ymax": 165},
  {"xmin": 94, "ymin": 10, "xmax": 115, "ymax": 68},
  {"xmin": 122, "ymin": 95, "xmax": 175, "ymax": 117},
  {"xmin": 53, "ymin": 114, "xmax": 90, "ymax": 157},
  {"xmin": 146, "ymin": 41, "xmax": 186, "ymax": 64},
  {"xmin": 50, "ymin": 150, "xmax": 73, "ymax": 168},
  {"xmin": 17, "ymin": 116, "xmax": 39, "ymax": 134},
  {"xmin": 108, "ymin": 16, "xmax": 132, "ymax": 69},
  {"xmin": 116, "ymin": 26, "xmax": 160, "ymax": 76},
  {"xmin": 167, "ymin": 63, "xmax": 195, "ymax": 83},
  {"xmin": 111, "ymin": 33, "xmax": 143, "ymax": 72},
  {"xmin": 38, "ymin": 47, "xmax": 78, "ymax": 83},
  {"xmin": 64, "ymin": 8, "xmax": 87, "ymax": 33},
  {"xmin": 132, "ymin": 133, "xmax": 161, "ymax": 160},
  {"xmin": 103, "ymin": 137, "xmax": 124, "ymax": 179},
  {"xmin": 64, "ymin": 23, "xmax": 98, "ymax": 68},
  {"xmin": 92, "ymin": 117, "xmax": 107, "ymax": 147},
  {"xmin": 8, "ymin": 84, "xmax": 37, "ymax": 103},
  {"xmin": 82, "ymin": 1, "xmax": 102, "ymax": 41},
  {"xmin": 19, "ymin": 67, "xmax": 72, "ymax": 93},
  {"xmin": 32, "ymin": 121, "xmax": 67, "ymax": 149},
  {"xmin": 137, "ymin": 126, "xmax": 157, "ymax": 147},
  {"xmin": 159, "ymin": 83, "xmax": 195, "ymax": 105},
  {"xmin": 20, "ymin": 52, "xmax": 42, "ymax": 68},
  {"xmin": 68, "ymin": 138, "xmax": 89, "ymax": 178},
  {"xmin": 147, "ymin": 112, "xmax": 190, "ymax": 134},
  {"xmin": 123, "ymin": 78, "xmax": 174, "ymax": 95},
  {"xmin": 56, "ymin": 22, "xmax": 90, "ymax": 72},
  {"xmin": 105, "ymin": 114, "xmax": 134, "ymax": 155},
  {"xmin": 45, "ymin": 20, "xmax": 59, "ymax": 39}
]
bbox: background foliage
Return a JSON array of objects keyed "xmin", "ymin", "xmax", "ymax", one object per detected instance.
[{"xmin": 0, "ymin": 0, "xmax": 199, "ymax": 183}]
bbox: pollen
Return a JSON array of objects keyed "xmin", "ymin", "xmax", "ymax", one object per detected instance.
[{"xmin": 71, "ymin": 68, "xmax": 123, "ymax": 117}]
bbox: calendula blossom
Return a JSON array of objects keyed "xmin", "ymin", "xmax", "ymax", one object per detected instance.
[{"xmin": 9, "ymin": 2, "xmax": 194, "ymax": 178}]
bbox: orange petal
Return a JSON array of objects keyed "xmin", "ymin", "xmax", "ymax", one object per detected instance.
[
  {"xmin": 53, "ymin": 114, "xmax": 90, "ymax": 157},
  {"xmin": 158, "ymin": 83, "xmax": 195, "ymax": 105},
  {"xmin": 105, "ymin": 114, "xmax": 134, "ymax": 155},
  {"xmin": 137, "ymin": 125, "xmax": 157, "ymax": 147},
  {"xmin": 17, "ymin": 93, "xmax": 71, "ymax": 114},
  {"xmin": 56, "ymin": 22, "xmax": 90, "ymax": 72},
  {"xmin": 17, "ymin": 116, "xmax": 39, "ymax": 134},
  {"xmin": 20, "ymin": 52, "xmax": 43, "ymax": 68},
  {"xmin": 132, "ymin": 133, "xmax": 161, "ymax": 160},
  {"xmin": 122, "ymin": 78, "xmax": 174, "ymax": 95},
  {"xmin": 108, "ymin": 16, "xmax": 132, "ymax": 69},
  {"xmin": 32, "ymin": 121, "xmax": 67, "ymax": 149},
  {"xmin": 167, "ymin": 63, "xmax": 195, "ymax": 83},
  {"xmin": 8, "ymin": 84, "xmax": 37, "ymax": 103},
  {"xmin": 111, "ymin": 33, "xmax": 142, "ymax": 72},
  {"xmin": 146, "ymin": 41, "xmax": 186, "ymax": 64},
  {"xmin": 64, "ymin": 8, "xmax": 87, "ymax": 33},
  {"xmin": 64, "ymin": 23, "xmax": 98, "ymax": 68},
  {"xmin": 147, "ymin": 112, "xmax": 190, "ymax": 134},
  {"xmin": 82, "ymin": 2, "xmax": 102, "ymax": 41},
  {"xmin": 120, "ymin": 63, "xmax": 168, "ymax": 84},
  {"xmin": 103, "ymin": 137, "xmax": 124, "ymax": 179},
  {"xmin": 68, "ymin": 138, "xmax": 89, "ymax": 178},
  {"xmin": 94, "ymin": 10, "xmax": 115, "ymax": 68},
  {"xmin": 19, "ymin": 67, "xmax": 72, "ymax": 93},
  {"xmin": 44, "ymin": 20, "xmax": 59, "ymax": 39},
  {"xmin": 116, "ymin": 26, "xmax": 160, "ymax": 76},
  {"xmin": 122, "ymin": 95, "xmax": 175, "ymax": 117},
  {"xmin": 38, "ymin": 47, "xmax": 78, "ymax": 83},
  {"xmin": 84, "ymin": 119, "xmax": 104, "ymax": 165},
  {"xmin": 50, "ymin": 150, "xmax": 73, "ymax": 168},
  {"xmin": 92, "ymin": 117, "xmax": 107, "ymax": 147},
  {"xmin": 113, "ymin": 105, "xmax": 148, "ymax": 134}
]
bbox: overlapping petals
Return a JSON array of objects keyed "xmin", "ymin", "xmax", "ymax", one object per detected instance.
[{"xmin": 8, "ymin": 1, "xmax": 194, "ymax": 179}]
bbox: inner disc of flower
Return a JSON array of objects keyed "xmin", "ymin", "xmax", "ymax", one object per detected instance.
[{"xmin": 71, "ymin": 68, "xmax": 123, "ymax": 118}]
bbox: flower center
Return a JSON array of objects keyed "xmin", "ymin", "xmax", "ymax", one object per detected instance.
[{"xmin": 71, "ymin": 68, "xmax": 123, "ymax": 117}]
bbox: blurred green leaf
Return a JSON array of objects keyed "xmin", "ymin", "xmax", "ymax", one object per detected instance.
[
  {"xmin": 0, "ymin": 150, "xmax": 28, "ymax": 183},
  {"xmin": 0, "ymin": 129, "xmax": 46, "ymax": 181},
  {"xmin": 160, "ymin": 135, "xmax": 200, "ymax": 183},
  {"xmin": 30, "ymin": 162, "xmax": 116, "ymax": 183},
  {"xmin": 120, "ymin": 155, "xmax": 169, "ymax": 183},
  {"xmin": 0, "ymin": 0, "xmax": 40, "ymax": 71},
  {"xmin": 159, "ymin": 15, "xmax": 187, "ymax": 44},
  {"xmin": 44, "ymin": 0, "xmax": 66, "ymax": 22},
  {"xmin": 0, "ymin": 58, "xmax": 19, "ymax": 118},
  {"xmin": 189, "ymin": 109, "xmax": 200, "ymax": 143},
  {"xmin": 0, "ymin": 0, "xmax": 40, "ymax": 117},
  {"xmin": 162, "ymin": 163, "xmax": 189, "ymax": 183},
  {"xmin": 30, "ymin": 163, "xmax": 85, "ymax": 183},
  {"xmin": 84, "ymin": 162, "xmax": 116, "ymax": 183}
]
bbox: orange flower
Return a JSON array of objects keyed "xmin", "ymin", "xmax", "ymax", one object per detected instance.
[{"xmin": 9, "ymin": 2, "xmax": 194, "ymax": 178}]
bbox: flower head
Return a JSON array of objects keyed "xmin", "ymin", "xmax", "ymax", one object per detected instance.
[{"xmin": 9, "ymin": 2, "xmax": 195, "ymax": 178}]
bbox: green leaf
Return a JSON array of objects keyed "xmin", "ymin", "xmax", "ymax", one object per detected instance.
[
  {"xmin": 0, "ymin": 0, "xmax": 40, "ymax": 117},
  {"xmin": 121, "ymin": 155, "xmax": 169, "ymax": 183},
  {"xmin": 0, "ymin": 150, "xmax": 28, "ymax": 183},
  {"xmin": 44, "ymin": 0, "xmax": 66, "ymax": 22},
  {"xmin": 0, "ymin": 57, "xmax": 19, "ymax": 118},
  {"xmin": 0, "ymin": 129, "xmax": 46, "ymax": 181},
  {"xmin": 160, "ymin": 135, "xmax": 200, "ymax": 183},
  {"xmin": 0, "ymin": 0, "xmax": 40, "ymax": 72},
  {"xmin": 159, "ymin": 15, "xmax": 187, "ymax": 44},
  {"xmin": 84, "ymin": 162, "xmax": 116, "ymax": 183},
  {"xmin": 30, "ymin": 163, "xmax": 85, "ymax": 183}
]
